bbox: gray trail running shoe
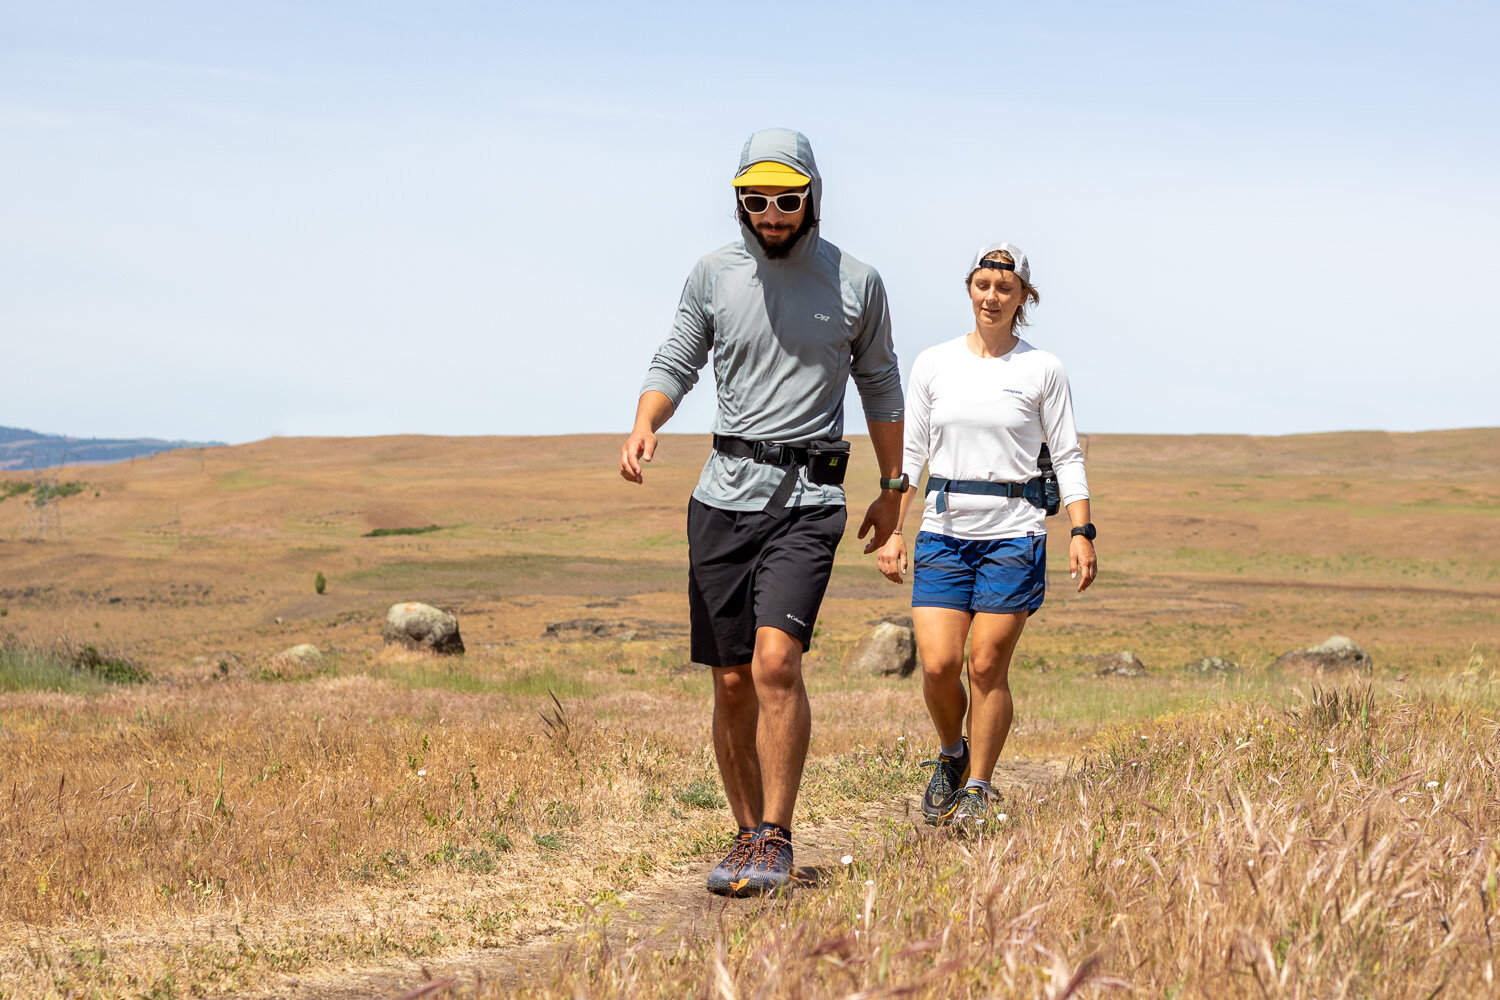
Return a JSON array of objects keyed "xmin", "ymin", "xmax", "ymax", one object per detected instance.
[
  {"xmin": 920, "ymin": 738, "xmax": 970, "ymax": 825},
  {"xmin": 952, "ymin": 786, "xmax": 990, "ymax": 835},
  {"xmin": 729, "ymin": 831, "xmax": 796, "ymax": 896},
  {"xmin": 706, "ymin": 828, "xmax": 759, "ymax": 896}
]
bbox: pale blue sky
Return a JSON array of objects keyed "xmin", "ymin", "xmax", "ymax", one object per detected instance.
[{"xmin": 3, "ymin": 1, "xmax": 1496, "ymax": 442}]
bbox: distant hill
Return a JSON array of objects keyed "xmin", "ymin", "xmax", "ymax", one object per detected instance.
[{"xmin": 0, "ymin": 426, "xmax": 224, "ymax": 470}]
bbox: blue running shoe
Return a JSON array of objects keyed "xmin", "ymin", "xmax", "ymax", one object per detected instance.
[
  {"xmin": 706, "ymin": 828, "xmax": 758, "ymax": 896},
  {"xmin": 920, "ymin": 738, "xmax": 970, "ymax": 826}
]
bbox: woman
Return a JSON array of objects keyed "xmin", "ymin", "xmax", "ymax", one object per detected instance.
[{"xmin": 878, "ymin": 242, "xmax": 1097, "ymax": 829}]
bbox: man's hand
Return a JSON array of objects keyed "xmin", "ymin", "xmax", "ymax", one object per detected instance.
[
  {"xmin": 857, "ymin": 492, "xmax": 901, "ymax": 553},
  {"xmin": 1069, "ymin": 535, "xmax": 1097, "ymax": 592},
  {"xmin": 876, "ymin": 532, "xmax": 908, "ymax": 583},
  {"xmin": 620, "ymin": 392, "xmax": 675, "ymax": 484},
  {"xmin": 619, "ymin": 428, "xmax": 657, "ymax": 484}
]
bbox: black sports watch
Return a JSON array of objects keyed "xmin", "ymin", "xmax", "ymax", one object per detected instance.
[
  {"xmin": 879, "ymin": 474, "xmax": 910, "ymax": 491},
  {"xmin": 1070, "ymin": 523, "xmax": 1097, "ymax": 541}
]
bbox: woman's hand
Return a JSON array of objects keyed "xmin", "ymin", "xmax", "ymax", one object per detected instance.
[
  {"xmin": 877, "ymin": 532, "xmax": 908, "ymax": 584},
  {"xmin": 1069, "ymin": 535, "xmax": 1097, "ymax": 592}
]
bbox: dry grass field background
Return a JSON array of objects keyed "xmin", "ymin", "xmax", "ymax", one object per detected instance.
[{"xmin": 0, "ymin": 429, "xmax": 1496, "ymax": 998}]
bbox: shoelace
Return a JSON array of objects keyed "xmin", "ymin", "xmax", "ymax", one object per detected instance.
[
  {"xmin": 724, "ymin": 834, "xmax": 758, "ymax": 868},
  {"xmin": 750, "ymin": 834, "xmax": 792, "ymax": 871}
]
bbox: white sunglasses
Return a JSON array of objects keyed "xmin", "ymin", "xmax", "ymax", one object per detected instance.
[{"xmin": 738, "ymin": 190, "xmax": 809, "ymax": 214}]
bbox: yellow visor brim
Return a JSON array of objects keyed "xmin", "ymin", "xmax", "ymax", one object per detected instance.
[{"xmin": 732, "ymin": 161, "xmax": 812, "ymax": 188}]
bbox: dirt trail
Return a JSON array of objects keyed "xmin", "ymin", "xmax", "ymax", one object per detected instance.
[{"xmin": 241, "ymin": 759, "xmax": 1067, "ymax": 1000}]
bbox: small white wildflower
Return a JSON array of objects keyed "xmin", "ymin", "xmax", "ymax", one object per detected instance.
[
  {"xmin": 841, "ymin": 855, "xmax": 854, "ymax": 865},
  {"xmin": 896, "ymin": 736, "xmax": 905, "ymax": 742},
  {"xmin": 1246, "ymin": 859, "xmax": 1255, "ymax": 867},
  {"xmin": 864, "ymin": 879, "xmax": 875, "ymax": 886},
  {"xmin": 1325, "ymin": 748, "xmax": 1335, "ymax": 753},
  {"xmin": 1399, "ymin": 797, "xmax": 1408, "ymax": 803},
  {"xmin": 417, "ymin": 769, "xmax": 427, "ymax": 776},
  {"xmin": 997, "ymin": 813, "xmax": 1008, "ymax": 822},
  {"xmin": 1427, "ymin": 780, "xmax": 1439, "ymax": 788}
]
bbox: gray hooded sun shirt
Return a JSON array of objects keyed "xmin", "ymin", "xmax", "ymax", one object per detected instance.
[{"xmin": 640, "ymin": 129, "xmax": 904, "ymax": 512}]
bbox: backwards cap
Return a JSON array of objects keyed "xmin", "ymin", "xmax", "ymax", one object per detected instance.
[{"xmin": 968, "ymin": 242, "xmax": 1031, "ymax": 285}]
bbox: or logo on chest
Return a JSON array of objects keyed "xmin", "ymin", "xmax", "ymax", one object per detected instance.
[{"xmin": 814, "ymin": 313, "xmax": 831, "ymax": 322}]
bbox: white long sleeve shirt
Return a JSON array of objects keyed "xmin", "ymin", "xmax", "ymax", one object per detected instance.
[{"xmin": 902, "ymin": 335, "xmax": 1089, "ymax": 540}]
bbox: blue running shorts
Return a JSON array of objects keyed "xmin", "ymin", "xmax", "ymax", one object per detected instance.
[{"xmin": 911, "ymin": 531, "xmax": 1046, "ymax": 615}]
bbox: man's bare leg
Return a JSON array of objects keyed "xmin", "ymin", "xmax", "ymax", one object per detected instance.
[
  {"xmin": 712, "ymin": 663, "xmax": 762, "ymax": 828},
  {"xmin": 750, "ymin": 626, "xmax": 809, "ymax": 830}
]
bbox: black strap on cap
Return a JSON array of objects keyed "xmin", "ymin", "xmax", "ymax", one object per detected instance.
[{"xmin": 978, "ymin": 259, "xmax": 1015, "ymax": 272}]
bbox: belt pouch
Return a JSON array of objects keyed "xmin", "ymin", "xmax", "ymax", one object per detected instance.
[
  {"xmin": 806, "ymin": 440, "xmax": 851, "ymax": 486},
  {"xmin": 1021, "ymin": 476, "xmax": 1061, "ymax": 515}
]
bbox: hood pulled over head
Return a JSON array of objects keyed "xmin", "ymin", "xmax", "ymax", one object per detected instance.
[
  {"xmin": 735, "ymin": 128, "xmax": 828, "ymax": 262},
  {"xmin": 735, "ymin": 127, "xmax": 823, "ymax": 221}
]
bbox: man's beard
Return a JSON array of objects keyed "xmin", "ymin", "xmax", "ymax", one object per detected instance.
[{"xmin": 740, "ymin": 207, "xmax": 816, "ymax": 259}]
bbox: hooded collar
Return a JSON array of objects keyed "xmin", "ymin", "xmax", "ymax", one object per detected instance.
[{"xmin": 735, "ymin": 128, "xmax": 822, "ymax": 265}]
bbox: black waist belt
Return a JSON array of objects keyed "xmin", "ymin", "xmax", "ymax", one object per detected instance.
[
  {"xmin": 925, "ymin": 476, "xmax": 1027, "ymax": 515},
  {"xmin": 713, "ymin": 434, "xmax": 811, "ymax": 515}
]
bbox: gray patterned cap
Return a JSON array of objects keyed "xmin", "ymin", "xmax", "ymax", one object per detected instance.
[{"xmin": 968, "ymin": 242, "xmax": 1031, "ymax": 285}]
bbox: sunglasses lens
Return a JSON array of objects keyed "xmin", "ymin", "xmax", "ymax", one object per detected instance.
[
  {"xmin": 774, "ymin": 193, "xmax": 804, "ymax": 212},
  {"xmin": 740, "ymin": 195, "xmax": 770, "ymax": 213}
]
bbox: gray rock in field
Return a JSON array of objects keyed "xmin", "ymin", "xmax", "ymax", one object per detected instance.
[
  {"xmin": 1183, "ymin": 656, "xmax": 1240, "ymax": 674},
  {"xmin": 1272, "ymin": 635, "xmax": 1370, "ymax": 673},
  {"xmin": 273, "ymin": 643, "xmax": 323, "ymax": 667},
  {"xmin": 844, "ymin": 621, "xmax": 917, "ymax": 677},
  {"xmin": 383, "ymin": 602, "xmax": 464, "ymax": 654},
  {"xmin": 1088, "ymin": 650, "xmax": 1149, "ymax": 678}
]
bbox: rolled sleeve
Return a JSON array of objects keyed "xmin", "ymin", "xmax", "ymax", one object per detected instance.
[
  {"xmin": 640, "ymin": 267, "xmax": 714, "ymax": 408},
  {"xmin": 849, "ymin": 272, "xmax": 904, "ymax": 422}
]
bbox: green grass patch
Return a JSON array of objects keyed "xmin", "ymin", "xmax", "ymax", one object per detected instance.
[
  {"xmin": 363, "ymin": 524, "xmax": 450, "ymax": 538},
  {"xmin": 364, "ymin": 660, "xmax": 599, "ymax": 700},
  {"xmin": 0, "ymin": 636, "xmax": 151, "ymax": 692},
  {"xmin": 672, "ymin": 779, "xmax": 726, "ymax": 810},
  {"xmin": 0, "ymin": 480, "xmax": 87, "ymax": 505}
]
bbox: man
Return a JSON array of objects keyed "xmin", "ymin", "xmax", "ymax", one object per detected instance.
[{"xmin": 619, "ymin": 128, "xmax": 905, "ymax": 896}]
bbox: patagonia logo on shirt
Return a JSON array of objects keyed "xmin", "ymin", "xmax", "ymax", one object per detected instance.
[{"xmin": 1003, "ymin": 388, "xmax": 1024, "ymax": 396}]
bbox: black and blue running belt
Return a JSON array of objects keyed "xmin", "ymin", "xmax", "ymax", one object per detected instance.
[{"xmin": 925, "ymin": 476, "xmax": 1028, "ymax": 514}]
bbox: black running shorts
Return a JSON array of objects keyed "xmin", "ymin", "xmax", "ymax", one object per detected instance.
[{"xmin": 687, "ymin": 497, "xmax": 847, "ymax": 668}]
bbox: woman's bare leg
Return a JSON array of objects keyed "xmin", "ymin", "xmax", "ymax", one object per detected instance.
[
  {"xmin": 913, "ymin": 607, "xmax": 973, "ymax": 748},
  {"xmin": 965, "ymin": 611, "xmax": 1028, "ymax": 783}
]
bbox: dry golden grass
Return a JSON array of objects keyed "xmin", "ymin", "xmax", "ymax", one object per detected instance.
[
  {"xmin": 0, "ymin": 430, "xmax": 1495, "ymax": 997},
  {"xmin": 501, "ymin": 679, "xmax": 1499, "ymax": 999}
]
